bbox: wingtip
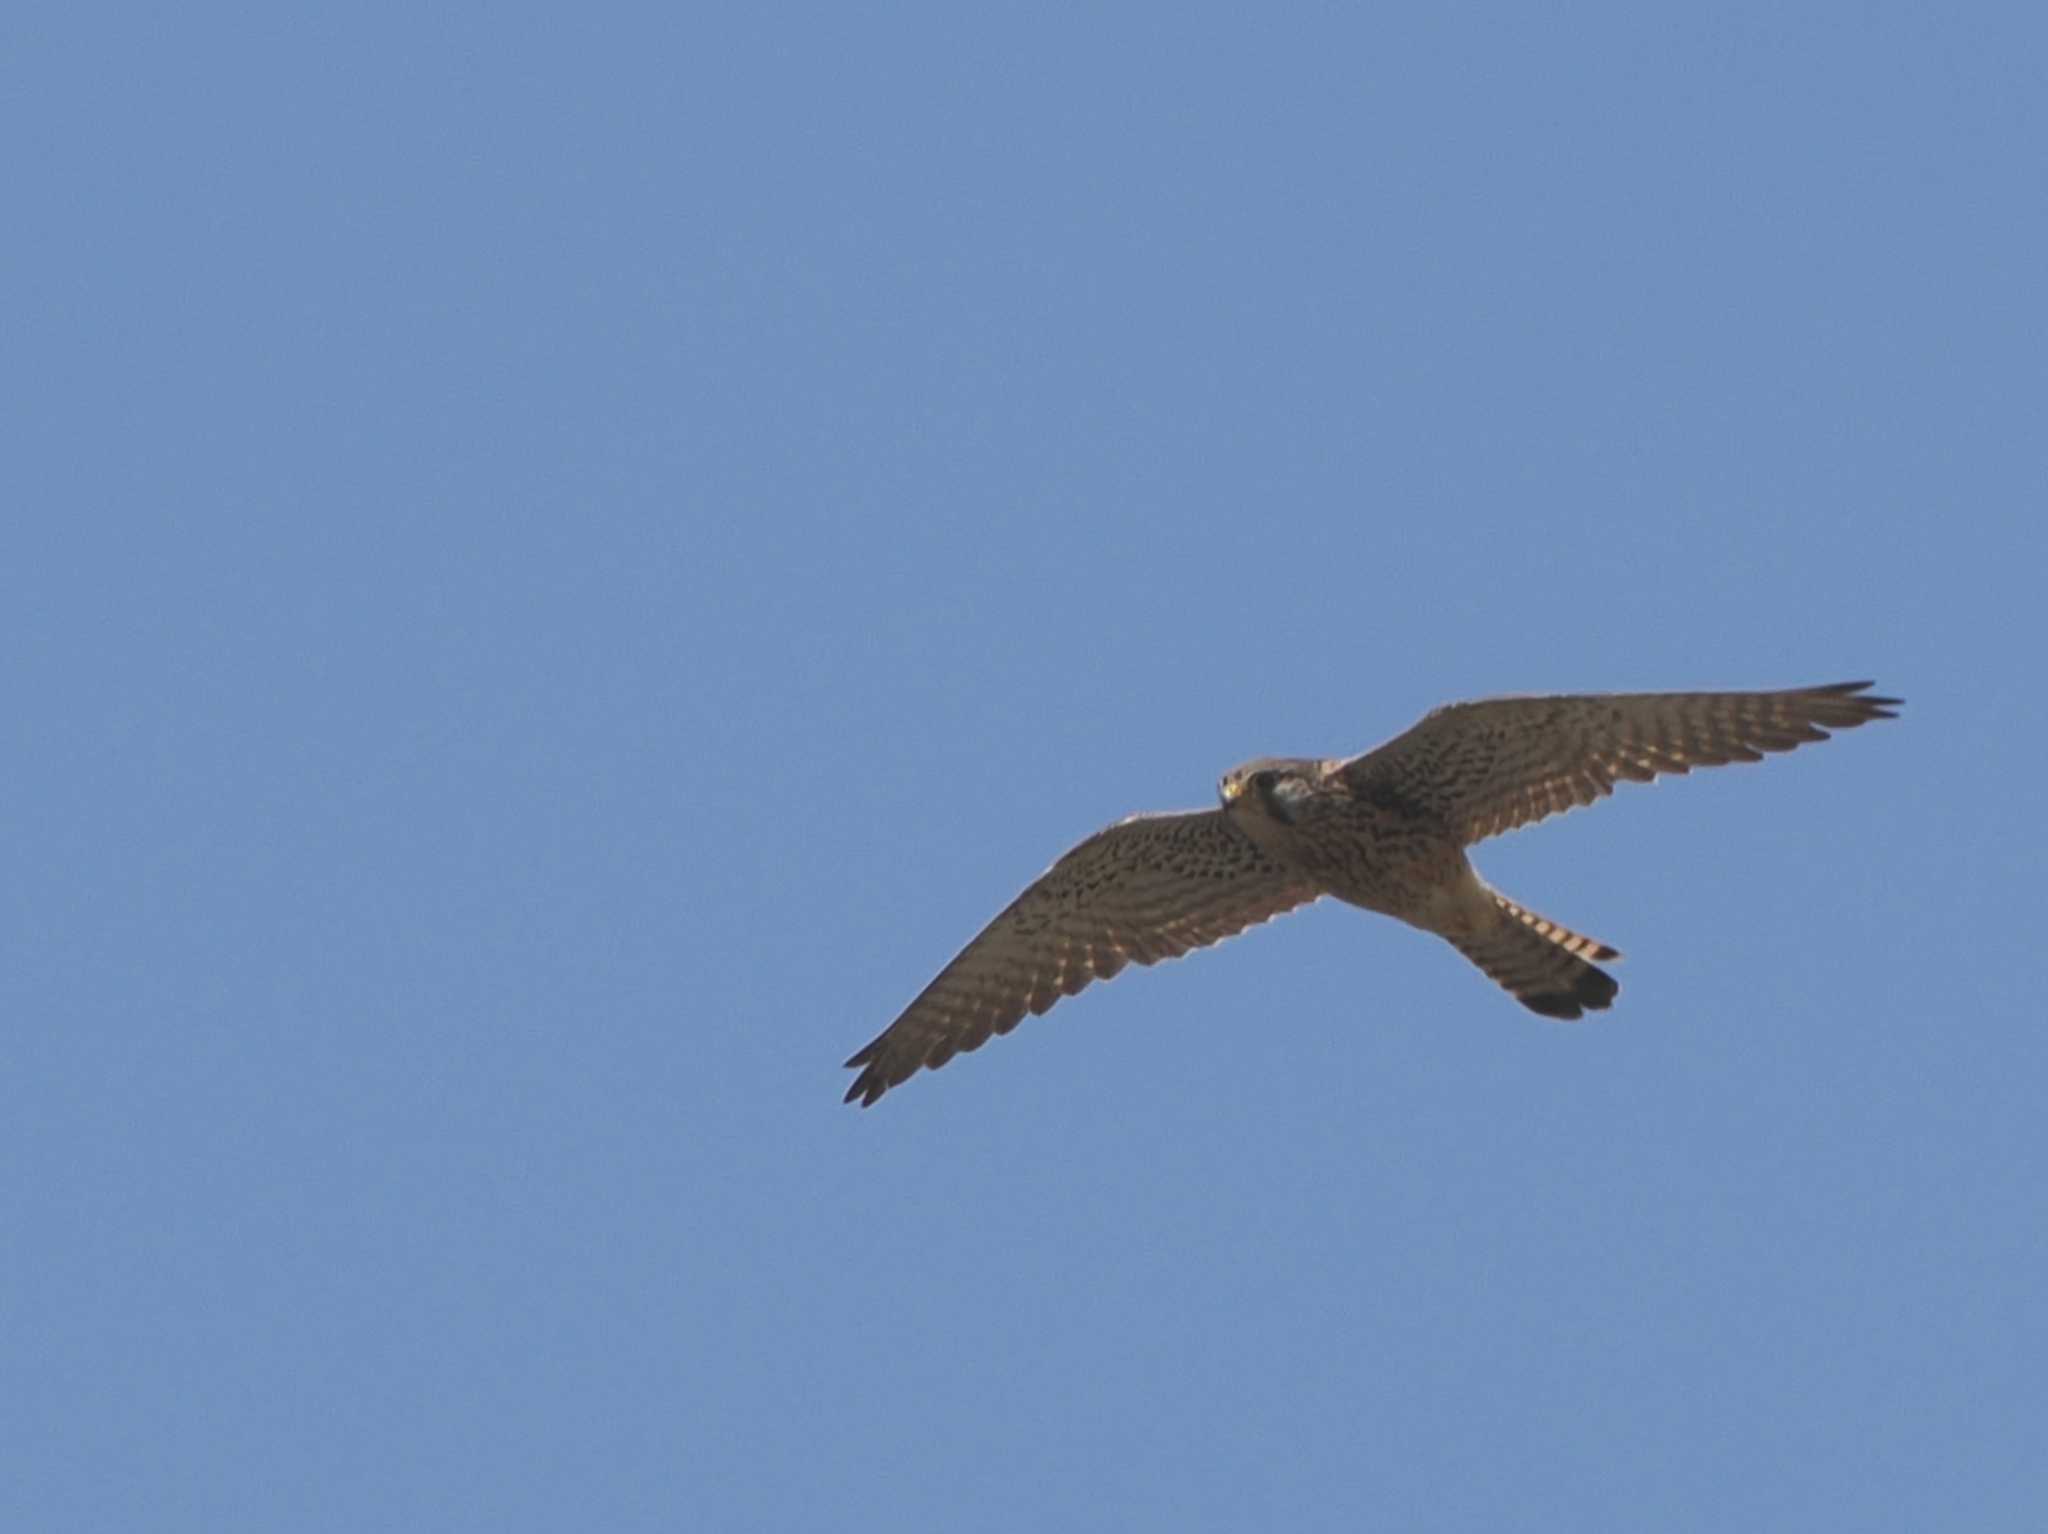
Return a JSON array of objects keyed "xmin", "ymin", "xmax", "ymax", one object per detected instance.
[
  {"xmin": 841, "ymin": 1034, "xmax": 889, "ymax": 1106},
  {"xmin": 842, "ymin": 1062, "xmax": 889, "ymax": 1108},
  {"xmin": 1813, "ymin": 679, "xmax": 1903, "ymax": 720}
]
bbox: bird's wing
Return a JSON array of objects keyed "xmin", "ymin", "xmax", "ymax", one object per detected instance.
[
  {"xmin": 1339, "ymin": 681, "xmax": 1900, "ymax": 845},
  {"xmin": 844, "ymin": 810, "xmax": 1318, "ymax": 1106}
]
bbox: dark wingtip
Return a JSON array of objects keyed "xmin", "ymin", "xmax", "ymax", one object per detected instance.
[
  {"xmin": 842, "ymin": 1034, "xmax": 891, "ymax": 1107},
  {"xmin": 1819, "ymin": 680, "xmax": 1903, "ymax": 719},
  {"xmin": 841, "ymin": 1051, "xmax": 892, "ymax": 1106},
  {"xmin": 842, "ymin": 1070, "xmax": 888, "ymax": 1108}
]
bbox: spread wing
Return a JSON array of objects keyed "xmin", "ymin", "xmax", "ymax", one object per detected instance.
[
  {"xmin": 1340, "ymin": 681, "xmax": 1900, "ymax": 845},
  {"xmin": 844, "ymin": 810, "xmax": 1319, "ymax": 1106}
]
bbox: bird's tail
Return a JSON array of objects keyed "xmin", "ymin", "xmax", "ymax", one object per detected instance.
[{"xmin": 1447, "ymin": 890, "xmax": 1621, "ymax": 1019}]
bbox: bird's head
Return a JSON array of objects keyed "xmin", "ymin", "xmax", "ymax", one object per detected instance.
[{"xmin": 1219, "ymin": 757, "xmax": 1320, "ymax": 824}]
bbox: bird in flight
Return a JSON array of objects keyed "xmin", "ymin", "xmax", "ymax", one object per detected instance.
[{"xmin": 844, "ymin": 681, "xmax": 1899, "ymax": 1107}]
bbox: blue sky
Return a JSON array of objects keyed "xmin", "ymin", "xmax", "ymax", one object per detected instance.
[{"xmin": 6, "ymin": 5, "xmax": 2044, "ymax": 1530}]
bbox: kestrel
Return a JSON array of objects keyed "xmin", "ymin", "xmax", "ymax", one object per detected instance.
[{"xmin": 844, "ymin": 681, "xmax": 1899, "ymax": 1106}]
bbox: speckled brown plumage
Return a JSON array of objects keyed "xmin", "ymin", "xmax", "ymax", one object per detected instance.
[{"xmin": 844, "ymin": 681, "xmax": 1899, "ymax": 1106}]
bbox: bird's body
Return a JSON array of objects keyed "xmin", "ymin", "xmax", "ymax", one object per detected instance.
[
  {"xmin": 844, "ymin": 682, "xmax": 1899, "ymax": 1106},
  {"xmin": 1221, "ymin": 755, "xmax": 1470, "ymax": 923}
]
